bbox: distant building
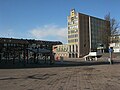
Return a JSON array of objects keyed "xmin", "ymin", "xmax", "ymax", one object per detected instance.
[
  {"xmin": 53, "ymin": 9, "xmax": 110, "ymax": 58},
  {"xmin": 109, "ymin": 35, "xmax": 120, "ymax": 52},
  {"xmin": 53, "ymin": 44, "xmax": 69, "ymax": 59},
  {"xmin": 0, "ymin": 37, "xmax": 62, "ymax": 60}
]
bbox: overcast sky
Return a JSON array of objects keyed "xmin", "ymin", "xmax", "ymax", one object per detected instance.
[{"xmin": 0, "ymin": 0, "xmax": 120, "ymax": 43}]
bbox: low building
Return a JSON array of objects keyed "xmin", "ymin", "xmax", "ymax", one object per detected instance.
[
  {"xmin": 0, "ymin": 37, "xmax": 62, "ymax": 61},
  {"xmin": 110, "ymin": 35, "xmax": 120, "ymax": 53},
  {"xmin": 53, "ymin": 44, "xmax": 69, "ymax": 59}
]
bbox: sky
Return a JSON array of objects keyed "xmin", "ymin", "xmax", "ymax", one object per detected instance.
[{"xmin": 0, "ymin": 0, "xmax": 120, "ymax": 43}]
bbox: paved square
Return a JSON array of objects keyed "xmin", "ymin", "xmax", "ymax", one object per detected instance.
[{"xmin": 0, "ymin": 59, "xmax": 120, "ymax": 90}]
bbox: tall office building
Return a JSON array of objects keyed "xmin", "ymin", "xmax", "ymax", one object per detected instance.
[
  {"xmin": 53, "ymin": 9, "xmax": 110, "ymax": 58},
  {"xmin": 67, "ymin": 9, "xmax": 110, "ymax": 58}
]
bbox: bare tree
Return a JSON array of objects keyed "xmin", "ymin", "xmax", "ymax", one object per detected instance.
[{"xmin": 104, "ymin": 13, "xmax": 120, "ymax": 36}]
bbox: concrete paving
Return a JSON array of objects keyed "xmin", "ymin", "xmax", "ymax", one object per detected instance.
[{"xmin": 0, "ymin": 58, "xmax": 120, "ymax": 90}]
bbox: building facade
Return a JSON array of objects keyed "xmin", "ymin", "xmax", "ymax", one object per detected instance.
[
  {"xmin": 110, "ymin": 35, "xmax": 120, "ymax": 52},
  {"xmin": 0, "ymin": 38, "xmax": 62, "ymax": 62},
  {"xmin": 53, "ymin": 9, "xmax": 110, "ymax": 58},
  {"xmin": 53, "ymin": 44, "xmax": 69, "ymax": 59}
]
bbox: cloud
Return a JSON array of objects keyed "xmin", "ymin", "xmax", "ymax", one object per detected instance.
[{"xmin": 29, "ymin": 24, "xmax": 67, "ymax": 43}]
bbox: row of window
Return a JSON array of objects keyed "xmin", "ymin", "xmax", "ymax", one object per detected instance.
[
  {"xmin": 3, "ymin": 43, "xmax": 50, "ymax": 50},
  {"xmin": 91, "ymin": 24, "xmax": 105, "ymax": 28},
  {"xmin": 3, "ymin": 44, "xmax": 24, "ymax": 47},
  {"xmin": 91, "ymin": 18, "xmax": 106, "ymax": 25},
  {"xmin": 69, "ymin": 15, "xmax": 78, "ymax": 19},
  {"xmin": 68, "ymin": 20, "xmax": 78, "ymax": 25},
  {"xmin": 91, "ymin": 24, "xmax": 106, "ymax": 29},
  {"xmin": 56, "ymin": 53, "xmax": 68, "ymax": 57},
  {"xmin": 68, "ymin": 34, "xmax": 78, "ymax": 38},
  {"xmin": 68, "ymin": 30, "xmax": 78, "ymax": 34},
  {"xmin": 56, "ymin": 47, "xmax": 68, "ymax": 52},
  {"xmin": 68, "ymin": 39, "xmax": 78, "ymax": 43},
  {"xmin": 55, "ymin": 44, "xmax": 79, "ymax": 53},
  {"xmin": 68, "ymin": 25, "xmax": 78, "ymax": 30}
]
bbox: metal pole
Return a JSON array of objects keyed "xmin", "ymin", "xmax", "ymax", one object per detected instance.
[
  {"xmin": 89, "ymin": 16, "xmax": 91, "ymax": 52},
  {"xmin": 109, "ymin": 52, "xmax": 113, "ymax": 65}
]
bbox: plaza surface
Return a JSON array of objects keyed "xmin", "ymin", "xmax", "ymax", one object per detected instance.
[{"xmin": 0, "ymin": 58, "xmax": 120, "ymax": 90}]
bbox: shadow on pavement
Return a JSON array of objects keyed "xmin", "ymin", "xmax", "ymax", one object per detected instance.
[{"xmin": 0, "ymin": 59, "xmax": 120, "ymax": 69}]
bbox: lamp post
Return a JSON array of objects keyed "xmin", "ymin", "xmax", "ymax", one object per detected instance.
[{"xmin": 109, "ymin": 47, "xmax": 113, "ymax": 64}]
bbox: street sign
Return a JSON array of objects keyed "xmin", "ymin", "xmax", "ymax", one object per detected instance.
[{"xmin": 109, "ymin": 48, "xmax": 113, "ymax": 53}]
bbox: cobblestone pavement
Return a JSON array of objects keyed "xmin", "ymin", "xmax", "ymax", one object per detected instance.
[{"xmin": 0, "ymin": 60, "xmax": 120, "ymax": 90}]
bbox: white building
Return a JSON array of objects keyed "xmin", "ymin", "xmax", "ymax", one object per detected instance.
[{"xmin": 110, "ymin": 35, "xmax": 120, "ymax": 53}]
